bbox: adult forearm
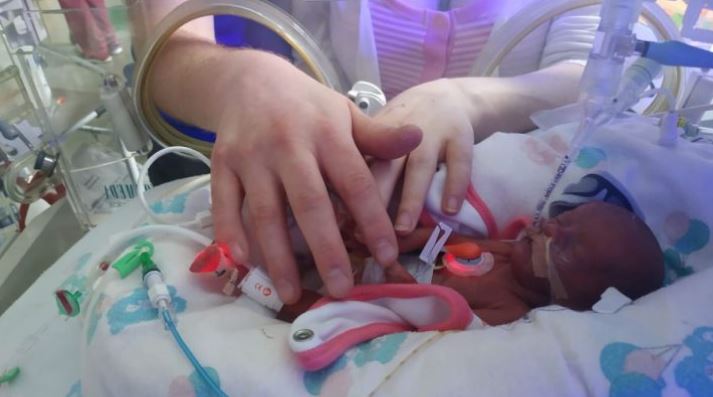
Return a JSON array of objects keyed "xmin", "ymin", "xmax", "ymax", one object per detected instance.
[
  {"xmin": 134, "ymin": 0, "xmax": 290, "ymax": 133},
  {"xmin": 455, "ymin": 62, "xmax": 584, "ymax": 141},
  {"xmin": 148, "ymin": 38, "xmax": 274, "ymax": 132}
]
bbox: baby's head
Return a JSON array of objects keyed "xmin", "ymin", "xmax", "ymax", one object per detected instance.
[{"xmin": 513, "ymin": 201, "xmax": 665, "ymax": 310}]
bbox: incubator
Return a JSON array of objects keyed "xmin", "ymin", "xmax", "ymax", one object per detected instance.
[
  {"xmin": 0, "ymin": 1, "xmax": 151, "ymax": 231},
  {"xmin": 0, "ymin": 1, "xmax": 713, "ymax": 396}
]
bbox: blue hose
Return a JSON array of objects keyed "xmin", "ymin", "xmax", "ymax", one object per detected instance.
[
  {"xmin": 642, "ymin": 40, "xmax": 713, "ymax": 69},
  {"xmin": 161, "ymin": 309, "xmax": 229, "ymax": 397}
]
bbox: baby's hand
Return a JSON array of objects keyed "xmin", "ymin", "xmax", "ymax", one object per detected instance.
[{"xmin": 370, "ymin": 79, "xmax": 475, "ymax": 235}]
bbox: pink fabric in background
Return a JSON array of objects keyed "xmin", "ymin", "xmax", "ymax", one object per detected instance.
[
  {"xmin": 370, "ymin": 0, "xmax": 497, "ymax": 98},
  {"xmin": 58, "ymin": 0, "xmax": 118, "ymax": 60}
]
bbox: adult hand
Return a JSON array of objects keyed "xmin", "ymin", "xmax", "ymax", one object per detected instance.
[
  {"xmin": 370, "ymin": 79, "xmax": 476, "ymax": 236},
  {"xmin": 210, "ymin": 52, "xmax": 422, "ymax": 304}
]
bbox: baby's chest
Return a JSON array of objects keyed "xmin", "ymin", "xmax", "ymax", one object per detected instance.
[{"xmin": 433, "ymin": 265, "xmax": 521, "ymax": 309}]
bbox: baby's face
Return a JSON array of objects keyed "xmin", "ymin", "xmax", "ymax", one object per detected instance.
[
  {"xmin": 515, "ymin": 202, "xmax": 663, "ymax": 310},
  {"xmin": 542, "ymin": 204, "xmax": 628, "ymax": 308}
]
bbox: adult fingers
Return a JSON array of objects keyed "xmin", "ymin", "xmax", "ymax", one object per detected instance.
[
  {"xmin": 370, "ymin": 157, "xmax": 406, "ymax": 206},
  {"xmin": 278, "ymin": 153, "xmax": 354, "ymax": 299},
  {"xmin": 321, "ymin": 138, "xmax": 399, "ymax": 269},
  {"xmin": 351, "ymin": 103, "xmax": 422, "ymax": 160},
  {"xmin": 442, "ymin": 138, "xmax": 473, "ymax": 215},
  {"xmin": 211, "ymin": 150, "xmax": 249, "ymax": 263},
  {"xmin": 393, "ymin": 149, "xmax": 439, "ymax": 235},
  {"xmin": 242, "ymin": 168, "xmax": 301, "ymax": 304}
]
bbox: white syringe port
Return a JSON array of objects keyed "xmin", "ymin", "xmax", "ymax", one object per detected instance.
[
  {"xmin": 144, "ymin": 270, "xmax": 172, "ymax": 309},
  {"xmin": 579, "ymin": 0, "xmax": 645, "ymax": 108}
]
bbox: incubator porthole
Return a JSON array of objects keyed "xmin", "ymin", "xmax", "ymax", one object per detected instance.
[{"xmin": 132, "ymin": 0, "xmax": 343, "ymax": 157}]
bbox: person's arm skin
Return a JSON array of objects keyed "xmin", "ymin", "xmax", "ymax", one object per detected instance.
[
  {"xmin": 458, "ymin": 62, "xmax": 583, "ymax": 140},
  {"xmin": 136, "ymin": 1, "xmax": 422, "ymax": 304},
  {"xmin": 372, "ymin": 62, "xmax": 583, "ymax": 234}
]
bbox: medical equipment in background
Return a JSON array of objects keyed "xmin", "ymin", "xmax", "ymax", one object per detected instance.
[
  {"xmin": 56, "ymin": 232, "xmax": 228, "ymax": 396},
  {"xmin": 38, "ymin": 46, "xmax": 148, "ymax": 228},
  {"xmin": 0, "ymin": 192, "xmax": 19, "ymax": 256},
  {"xmin": 100, "ymin": 74, "xmax": 151, "ymax": 155},
  {"xmin": 679, "ymin": 1, "xmax": 713, "ymax": 125},
  {"xmin": 473, "ymin": 0, "xmax": 685, "ymax": 115},
  {"xmin": 531, "ymin": 0, "xmax": 713, "ymax": 225},
  {"xmin": 0, "ymin": 118, "xmax": 33, "ymax": 150},
  {"xmin": 0, "ymin": 0, "xmax": 51, "ymax": 108},
  {"xmin": 348, "ymin": 81, "xmax": 387, "ymax": 117},
  {"xmin": 682, "ymin": 0, "xmax": 713, "ymax": 43},
  {"xmin": 0, "ymin": 2, "xmax": 155, "ymax": 229}
]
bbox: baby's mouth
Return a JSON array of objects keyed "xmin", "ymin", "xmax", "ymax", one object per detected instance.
[{"xmin": 511, "ymin": 233, "xmax": 552, "ymax": 298}]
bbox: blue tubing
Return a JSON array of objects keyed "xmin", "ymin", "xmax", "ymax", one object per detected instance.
[
  {"xmin": 162, "ymin": 310, "xmax": 229, "ymax": 397},
  {"xmin": 643, "ymin": 40, "xmax": 713, "ymax": 69}
]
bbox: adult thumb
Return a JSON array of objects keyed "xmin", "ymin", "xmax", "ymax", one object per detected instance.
[{"xmin": 351, "ymin": 103, "xmax": 422, "ymax": 160}]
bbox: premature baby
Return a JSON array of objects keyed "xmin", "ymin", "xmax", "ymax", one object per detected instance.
[{"xmin": 278, "ymin": 201, "xmax": 665, "ymax": 326}]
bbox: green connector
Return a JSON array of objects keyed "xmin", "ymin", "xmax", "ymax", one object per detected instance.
[
  {"xmin": 55, "ymin": 290, "xmax": 82, "ymax": 317},
  {"xmin": 112, "ymin": 240, "xmax": 154, "ymax": 278},
  {"xmin": 140, "ymin": 251, "xmax": 159, "ymax": 277},
  {"xmin": 0, "ymin": 367, "xmax": 20, "ymax": 385}
]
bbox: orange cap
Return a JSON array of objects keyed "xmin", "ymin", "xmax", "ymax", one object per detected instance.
[{"xmin": 444, "ymin": 242, "xmax": 482, "ymax": 259}]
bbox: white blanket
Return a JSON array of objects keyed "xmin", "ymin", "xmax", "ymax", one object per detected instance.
[{"xmin": 80, "ymin": 232, "xmax": 713, "ymax": 397}]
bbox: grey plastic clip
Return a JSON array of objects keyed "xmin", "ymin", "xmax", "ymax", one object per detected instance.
[{"xmin": 419, "ymin": 222, "xmax": 453, "ymax": 265}]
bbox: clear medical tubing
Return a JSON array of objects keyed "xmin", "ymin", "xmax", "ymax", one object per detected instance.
[
  {"xmin": 161, "ymin": 309, "xmax": 229, "ymax": 397},
  {"xmin": 132, "ymin": 0, "xmax": 343, "ymax": 156},
  {"xmin": 613, "ymin": 58, "xmax": 663, "ymax": 114},
  {"xmin": 579, "ymin": 0, "xmax": 645, "ymax": 109},
  {"xmin": 137, "ymin": 146, "xmax": 211, "ymax": 227},
  {"xmin": 471, "ymin": 0, "xmax": 683, "ymax": 115},
  {"xmin": 100, "ymin": 74, "xmax": 152, "ymax": 154},
  {"xmin": 532, "ymin": 0, "xmax": 644, "ymax": 226}
]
